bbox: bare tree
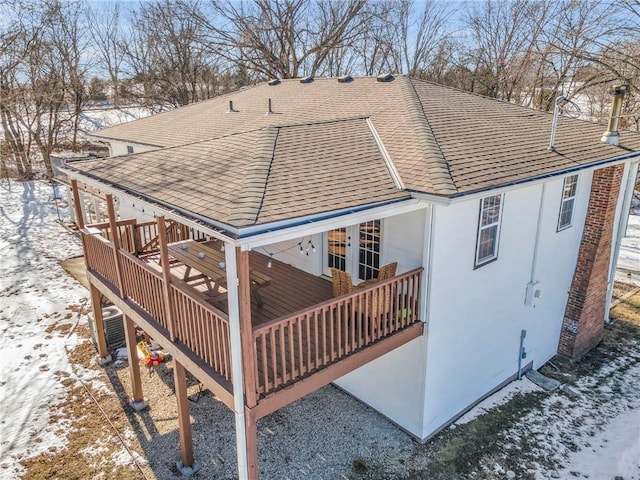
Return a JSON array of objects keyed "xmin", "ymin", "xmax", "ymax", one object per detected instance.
[
  {"xmin": 87, "ymin": 1, "xmax": 126, "ymax": 106},
  {"xmin": 199, "ymin": 0, "xmax": 367, "ymax": 79},
  {"xmin": 393, "ymin": 0, "xmax": 453, "ymax": 77},
  {"xmin": 123, "ymin": 0, "xmax": 221, "ymax": 107},
  {"xmin": 464, "ymin": 0, "xmax": 544, "ymax": 101}
]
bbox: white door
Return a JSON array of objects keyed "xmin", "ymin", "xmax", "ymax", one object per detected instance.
[{"xmin": 323, "ymin": 220, "xmax": 382, "ymax": 282}]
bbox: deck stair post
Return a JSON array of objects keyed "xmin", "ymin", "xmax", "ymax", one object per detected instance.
[
  {"xmin": 70, "ymin": 180, "xmax": 84, "ymax": 230},
  {"xmin": 105, "ymin": 194, "xmax": 125, "ymax": 297},
  {"xmin": 238, "ymin": 248, "xmax": 258, "ymax": 408},
  {"xmin": 174, "ymin": 360, "xmax": 200, "ymax": 475},
  {"xmin": 89, "ymin": 284, "xmax": 109, "ymax": 361},
  {"xmin": 157, "ymin": 216, "xmax": 177, "ymax": 341},
  {"xmin": 124, "ymin": 314, "xmax": 147, "ymax": 411},
  {"xmin": 238, "ymin": 248, "xmax": 259, "ymax": 478}
]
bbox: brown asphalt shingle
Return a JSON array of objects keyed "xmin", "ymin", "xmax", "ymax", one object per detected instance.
[
  {"xmin": 74, "ymin": 75, "xmax": 640, "ymax": 230},
  {"xmin": 71, "ymin": 118, "xmax": 407, "ymax": 228},
  {"xmin": 91, "ymin": 76, "xmax": 456, "ymax": 195},
  {"xmin": 410, "ymin": 79, "xmax": 640, "ymax": 194}
]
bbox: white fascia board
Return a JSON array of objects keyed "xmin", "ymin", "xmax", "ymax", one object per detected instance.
[
  {"xmin": 239, "ymin": 198, "xmax": 429, "ymax": 251},
  {"xmin": 85, "ymin": 133, "xmax": 162, "ymax": 149},
  {"xmin": 443, "ymin": 151, "xmax": 640, "ymax": 205},
  {"xmin": 63, "ymin": 167, "xmax": 237, "ymax": 245}
]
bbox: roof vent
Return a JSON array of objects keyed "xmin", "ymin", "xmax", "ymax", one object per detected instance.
[
  {"xmin": 227, "ymin": 100, "xmax": 238, "ymax": 113},
  {"xmin": 601, "ymin": 84, "xmax": 630, "ymax": 146},
  {"xmin": 266, "ymin": 98, "xmax": 273, "ymax": 116},
  {"xmin": 376, "ymin": 73, "xmax": 394, "ymax": 82},
  {"xmin": 299, "ymin": 76, "xmax": 313, "ymax": 84},
  {"xmin": 337, "ymin": 75, "xmax": 353, "ymax": 83},
  {"xmin": 268, "ymin": 78, "xmax": 280, "ymax": 86}
]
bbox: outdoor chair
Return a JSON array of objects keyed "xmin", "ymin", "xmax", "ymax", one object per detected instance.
[
  {"xmin": 331, "ymin": 268, "xmax": 354, "ymax": 297},
  {"xmin": 355, "ymin": 262, "xmax": 398, "ymax": 289}
]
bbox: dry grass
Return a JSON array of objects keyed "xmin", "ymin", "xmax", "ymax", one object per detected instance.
[{"xmin": 20, "ymin": 326, "xmax": 147, "ymax": 480}]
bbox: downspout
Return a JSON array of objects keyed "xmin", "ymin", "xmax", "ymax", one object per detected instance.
[
  {"xmin": 223, "ymin": 244, "xmax": 250, "ymax": 479},
  {"xmin": 418, "ymin": 203, "xmax": 435, "ymax": 439},
  {"xmin": 421, "ymin": 204, "xmax": 435, "ymax": 324},
  {"xmin": 604, "ymin": 160, "xmax": 640, "ymax": 322},
  {"xmin": 525, "ymin": 183, "xmax": 546, "ymax": 306}
]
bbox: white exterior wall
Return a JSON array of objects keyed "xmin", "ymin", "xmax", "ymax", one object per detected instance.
[
  {"xmin": 262, "ymin": 234, "xmax": 323, "ymax": 276},
  {"xmin": 118, "ymin": 197, "xmax": 156, "ymax": 223},
  {"xmin": 421, "ymin": 173, "xmax": 593, "ymax": 439},
  {"xmin": 333, "ymin": 209, "xmax": 428, "ymax": 438}
]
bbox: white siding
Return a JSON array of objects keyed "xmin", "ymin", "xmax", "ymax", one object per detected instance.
[
  {"xmin": 333, "ymin": 336, "xmax": 428, "ymax": 438},
  {"xmin": 332, "ymin": 208, "xmax": 428, "ymax": 438},
  {"xmin": 118, "ymin": 197, "xmax": 156, "ymax": 223},
  {"xmin": 262, "ymin": 234, "xmax": 323, "ymax": 276},
  {"xmin": 421, "ymin": 173, "xmax": 592, "ymax": 439}
]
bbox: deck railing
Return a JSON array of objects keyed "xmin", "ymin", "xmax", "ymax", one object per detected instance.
[
  {"xmin": 86, "ymin": 218, "xmax": 189, "ymax": 255},
  {"xmin": 84, "ymin": 231, "xmax": 232, "ymax": 383},
  {"xmin": 119, "ymin": 251, "xmax": 168, "ymax": 328},
  {"xmin": 170, "ymin": 283, "xmax": 232, "ymax": 381},
  {"xmin": 252, "ymin": 268, "xmax": 423, "ymax": 397},
  {"xmin": 84, "ymin": 233, "xmax": 119, "ymax": 286}
]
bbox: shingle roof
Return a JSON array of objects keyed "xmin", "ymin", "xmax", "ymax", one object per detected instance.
[
  {"xmin": 91, "ymin": 76, "xmax": 457, "ymax": 195},
  {"xmin": 410, "ymin": 79, "xmax": 640, "ymax": 194},
  {"xmin": 71, "ymin": 118, "xmax": 408, "ymax": 228},
  {"xmin": 75, "ymin": 75, "xmax": 640, "ymax": 230}
]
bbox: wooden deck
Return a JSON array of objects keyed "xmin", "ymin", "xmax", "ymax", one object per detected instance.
[
  {"xmin": 141, "ymin": 246, "xmax": 334, "ymax": 327},
  {"xmin": 82, "ymin": 219, "xmax": 423, "ymax": 406}
]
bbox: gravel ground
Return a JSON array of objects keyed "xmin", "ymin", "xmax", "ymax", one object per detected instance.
[{"xmin": 107, "ymin": 351, "xmax": 414, "ymax": 480}]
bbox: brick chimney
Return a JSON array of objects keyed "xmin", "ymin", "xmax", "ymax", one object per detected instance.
[{"xmin": 558, "ymin": 164, "xmax": 624, "ymax": 360}]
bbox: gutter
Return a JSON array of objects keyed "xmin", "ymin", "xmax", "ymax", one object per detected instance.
[
  {"xmin": 62, "ymin": 167, "xmax": 239, "ymax": 244},
  {"xmin": 435, "ymin": 150, "xmax": 640, "ymax": 204},
  {"xmin": 61, "ymin": 166, "xmax": 428, "ymax": 250}
]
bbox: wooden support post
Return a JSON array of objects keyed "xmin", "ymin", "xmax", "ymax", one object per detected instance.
[
  {"xmin": 237, "ymin": 248, "xmax": 258, "ymax": 408},
  {"xmin": 89, "ymin": 284, "xmax": 108, "ymax": 358},
  {"xmin": 106, "ymin": 194, "xmax": 125, "ymax": 297},
  {"xmin": 93, "ymin": 197, "xmax": 102, "ymax": 222},
  {"xmin": 174, "ymin": 360, "xmax": 195, "ymax": 469},
  {"xmin": 244, "ymin": 407, "xmax": 259, "ymax": 480},
  {"xmin": 124, "ymin": 315, "xmax": 144, "ymax": 403},
  {"xmin": 71, "ymin": 180, "xmax": 84, "ymax": 230},
  {"xmin": 157, "ymin": 216, "xmax": 177, "ymax": 341}
]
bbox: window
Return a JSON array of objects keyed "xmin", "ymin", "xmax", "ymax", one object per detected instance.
[
  {"xmin": 358, "ymin": 220, "xmax": 381, "ymax": 280},
  {"xmin": 126, "ymin": 145, "xmax": 134, "ymax": 154},
  {"xmin": 327, "ymin": 227, "xmax": 347, "ymax": 271},
  {"xmin": 557, "ymin": 175, "xmax": 578, "ymax": 231},
  {"xmin": 324, "ymin": 220, "xmax": 382, "ymax": 281},
  {"xmin": 475, "ymin": 194, "xmax": 503, "ymax": 268}
]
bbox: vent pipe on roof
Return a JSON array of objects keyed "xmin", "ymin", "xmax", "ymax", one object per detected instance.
[
  {"xmin": 268, "ymin": 78, "xmax": 280, "ymax": 86},
  {"xmin": 266, "ymin": 98, "xmax": 273, "ymax": 116},
  {"xmin": 299, "ymin": 76, "xmax": 313, "ymax": 84},
  {"xmin": 548, "ymin": 96, "xmax": 568, "ymax": 151},
  {"xmin": 601, "ymin": 84, "xmax": 630, "ymax": 145},
  {"xmin": 337, "ymin": 75, "xmax": 353, "ymax": 83},
  {"xmin": 376, "ymin": 73, "xmax": 394, "ymax": 82},
  {"xmin": 227, "ymin": 100, "xmax": 238, "ymax": 113}
]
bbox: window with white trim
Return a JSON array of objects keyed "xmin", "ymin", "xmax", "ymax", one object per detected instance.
[
  {"xmin": 557, "ymin": 174, "xmax": 578, "ymax": 231},
  {"xmin": 475, "ymin": 194, "xmax": 503, "ymax": 268},
  {"xmin": 127, "ymin": 145, "xmax": 134, "ymax": 154}
]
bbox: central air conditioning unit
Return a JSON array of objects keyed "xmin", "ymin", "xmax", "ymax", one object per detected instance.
[{"xmin": 88, "ymin": 305, "xmax": 125, "ymax": 349}]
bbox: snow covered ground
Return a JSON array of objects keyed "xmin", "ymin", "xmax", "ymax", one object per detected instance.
[
  {"xmin": 0, "ymin": 181, "xmax": 88, "ymax": 478},
  {"xmin": 0, "ymin": 180, "xmax": 638, "ymax": 479},
  {"xmin": 618, "ymin": 195, "xmax": 640, "ymax": 285}
]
